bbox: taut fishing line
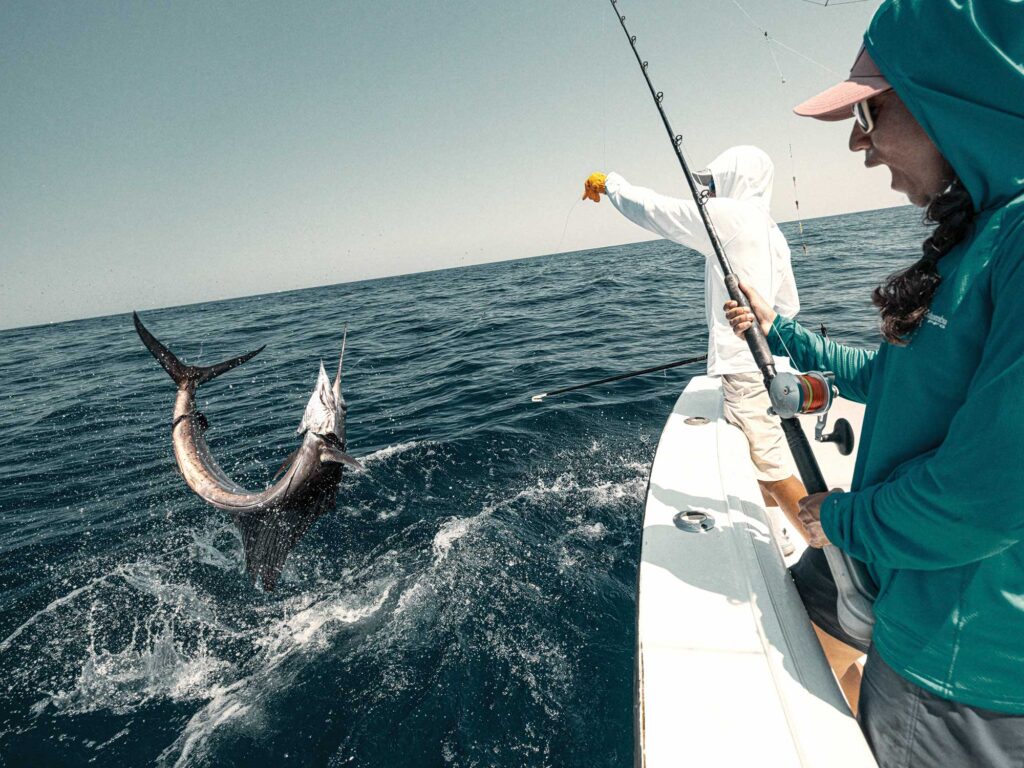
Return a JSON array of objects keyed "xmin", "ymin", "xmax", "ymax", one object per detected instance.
[
  {"xmin": 554, "ymin": 3, "xmax": 612, "ymax": 256},
  {"xmin": 555, "ymin": 198, "xmax": 581, "ymax": 255}
]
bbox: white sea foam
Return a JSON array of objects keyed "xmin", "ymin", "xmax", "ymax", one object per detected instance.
[
  {"xmin": 357, "ymin": 440, "xmax": 421, "ymax": 465},
  {"xmin": 160, "ymin": 582, "xmax": 392, "ymax": 767},
  {"xmin": 513, "ymin": 471, "xmax": 646, "ymax": 507},
  {"xmin": 258, "ymin": 584, "xmax": 391, "ymax": 655},
  {"xmin": 431, "ymin": 515, "xmax": 479, "ymax": 561},
  {"xmin": 49, "ymin": 615, "xmax": 234, "ymax": 716},
  {"xmin": 581, "ymin": 477, "xmax": 646, "ymax": 506},
  {"xmin": 394, "ymin": 506, "xmax": 492, "ymax": 616},
  {"xmin": 572, "ymin": 521, "xmax": 607, "ymax": 540}
]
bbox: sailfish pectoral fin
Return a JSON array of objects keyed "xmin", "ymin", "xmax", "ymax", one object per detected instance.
[
  {"xmin": 272, "ymin": 446, "xmax": 301, "ymax": 481},
  {"xmin": 319, "ymin": 446, "xmax": 364, "ymax": 471}
]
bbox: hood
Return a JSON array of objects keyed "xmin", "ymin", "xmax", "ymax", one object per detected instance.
[
  {"xmin": 706, "ymin": 146, "xmax": 774, "ymax": 213},
  {"xmin": 864, "ymin": 0, "xmax": 1024, "ymax": 212}
]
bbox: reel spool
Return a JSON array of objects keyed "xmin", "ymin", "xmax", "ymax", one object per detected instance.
[
  {"xmin": 768, "ymin": 371, "xmax": 834, "ymax": 419},
  {"xmin": 769, "ymin": 371, "xmax": 855, "ymax": 455}
]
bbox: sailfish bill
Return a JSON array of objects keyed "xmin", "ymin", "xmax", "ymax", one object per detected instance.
[{"xmin": 133, "ymin": 312, "xmax": 361, "ymax": 590}]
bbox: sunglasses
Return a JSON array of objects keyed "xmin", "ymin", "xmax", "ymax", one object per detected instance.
[{"xmin": 853, "ymin": 99, "xmax": 876, "ymax": 134}]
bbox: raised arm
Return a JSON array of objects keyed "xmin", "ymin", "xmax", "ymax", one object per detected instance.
[{"xmin": 602, "ymin": 172, "xmax": 715, "ymax": 255}]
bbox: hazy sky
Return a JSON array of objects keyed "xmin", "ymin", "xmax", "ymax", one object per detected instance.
[{"xmin": 0, "ymin": 0, "xmax": 901, "ymax": 330}]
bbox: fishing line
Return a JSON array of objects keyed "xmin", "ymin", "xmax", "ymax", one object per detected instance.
[
  {"xmin": 555, "ymin": 198, "xmax": 582, "ymax": 255},
  {"xmin": 726, "ymin": 0, "xmax": 842, "ymax": 77},
  {"xmin": 602, "ymin": 4, "xmax": 608, "ymax": 168},
  {"xmin": 728, "ymin": 0, "xmax": 787, "ymax": 82},
  {"xmin": 788, "ymin": 142, "xmax": 809, "ymax": 257},
  {"xmin": 765, "ymin": 32, "xmax": 787, "ymax": 84},
  {"xmin": 726, "ymin": 0, "xmax": 817, "ymax": 255},
  {"xmin": 531, "ymin": 353, "xmax": 708, "ymax": 402}
]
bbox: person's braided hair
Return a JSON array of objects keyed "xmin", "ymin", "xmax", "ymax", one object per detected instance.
[{"xmin": 872, "ymin": 178, "xmax": 975, "ymax": 344}]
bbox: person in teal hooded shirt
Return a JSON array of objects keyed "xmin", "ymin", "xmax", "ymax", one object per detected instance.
[{"xmin": 726, "ymin": 0, "xmax": 1024, "ymax": 764}]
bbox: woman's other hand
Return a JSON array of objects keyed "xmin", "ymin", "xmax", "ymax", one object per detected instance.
[
  {"xmin": 797, "ymin": 490, "xmax": 842, "ymax": 548},
  {"xmin": 723, "ymin": 281, "xmax": 777, "ymax": 337}
]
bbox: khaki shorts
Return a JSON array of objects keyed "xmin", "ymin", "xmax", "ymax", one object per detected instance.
[{"xmin": 721, "ymin": 371, "xmax": 792, "ymax": 483}]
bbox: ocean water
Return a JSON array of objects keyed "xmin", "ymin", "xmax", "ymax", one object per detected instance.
[{"xmin": 0, "ymin": 206, "xmax": 928, "ymax": 766}]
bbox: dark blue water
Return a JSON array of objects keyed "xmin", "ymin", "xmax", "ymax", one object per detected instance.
[{"xmin": 0, "ymin": 207, "xmax": 927, "ymax": 767}]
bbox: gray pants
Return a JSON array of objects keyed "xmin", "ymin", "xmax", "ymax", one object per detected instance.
[
  {"xmin": 859, "ymin": 641, "xmax": 1024, "ymax": 767},
  {"xmin": 791, "ymin": 548, "xmax": 1024, "ymax": 766}
]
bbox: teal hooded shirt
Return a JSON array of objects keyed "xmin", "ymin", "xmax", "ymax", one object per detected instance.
[{"xmin": 770, "ymin": 0, "xmax": 1024, "ymax": 712}]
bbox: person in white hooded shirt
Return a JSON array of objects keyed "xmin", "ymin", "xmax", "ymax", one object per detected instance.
[{"xmin": 583, "ymin": 145, "xmax": 807, "ymax": 545}]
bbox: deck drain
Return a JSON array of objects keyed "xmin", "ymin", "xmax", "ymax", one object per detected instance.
[
  {"xmin": 684, "ymin": 416, "xmax": 710, "ymax": 426},
  {"xmin": 673, "ymin": 509, "xmax": 715, "ymax": 533}
]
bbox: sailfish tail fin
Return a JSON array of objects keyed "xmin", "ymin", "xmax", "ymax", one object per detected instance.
[{"xmin": 133, "ymin": 311, "xmax": 264, "ymax": 387}]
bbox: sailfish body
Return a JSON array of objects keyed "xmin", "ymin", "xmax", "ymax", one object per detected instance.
[{"xmin": 133, "ymin": 312, "xmax": 361, "ymax": 590}]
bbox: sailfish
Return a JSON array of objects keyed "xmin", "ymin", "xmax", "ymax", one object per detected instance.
[{"xmin": 133, "ymin": 312, "xmax": 362, "ymax": 590}]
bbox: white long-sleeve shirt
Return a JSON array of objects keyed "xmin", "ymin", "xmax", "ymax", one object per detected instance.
[{"xmin": 604, "ymin": 146, "xmax": 800, "ymax": 376}]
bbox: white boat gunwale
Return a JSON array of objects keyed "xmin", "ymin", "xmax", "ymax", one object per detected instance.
[{"xmin": 634, "ymin": 375, "xmax": 876, "ymax": 767}]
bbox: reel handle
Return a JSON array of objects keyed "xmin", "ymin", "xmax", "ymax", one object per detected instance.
[{"xmin": 818, "ymin": 417, "xmax": 855, "ymax": 456}]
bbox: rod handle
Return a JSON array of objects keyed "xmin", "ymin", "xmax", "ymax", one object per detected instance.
[
  {"xmin": 822, "ymin": 545, "xmax": 877, "ymax": 646},
  {"xmin": 780, "ymin": 417, "xmax": 877, "ymax": 642},
  {"xmin": 724, "ymin": 274, "xmax": 776, "ymax": 373}
]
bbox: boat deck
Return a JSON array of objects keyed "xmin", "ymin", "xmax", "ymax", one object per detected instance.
[{"xmin": 636, "ymin": 375, "xmax": 875, "ymax": 767}]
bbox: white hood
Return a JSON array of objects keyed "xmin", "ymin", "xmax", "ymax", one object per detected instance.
[
  {"xmin": 604, "ymin": 147, "xmax": 799, "ymax": 376},
  {"xmin": 705, "ymin": 145, "xmax": 774, "ymax": 213}
]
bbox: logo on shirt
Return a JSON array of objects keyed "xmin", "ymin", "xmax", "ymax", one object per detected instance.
[{"xmin": 925, "ymin": 312, "xmax": 948, "ymax": 329}]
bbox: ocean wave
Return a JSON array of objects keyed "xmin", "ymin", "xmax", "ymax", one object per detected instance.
[{"xmin": 431, "ymin": 511, "xmax": 488, "ymax": 563}]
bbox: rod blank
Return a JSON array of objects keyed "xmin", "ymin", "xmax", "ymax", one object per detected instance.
[{"xmin": 531, "ymin": 353, "xmax": 707, "ymax": 402}]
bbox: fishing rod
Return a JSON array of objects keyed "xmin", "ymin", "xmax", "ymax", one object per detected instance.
[
  {"xmin": 531, "ymin": 353, "xmax": 707, "ymax": 402},
  {"xmin": 609, "ymin": 0, "xmax": 876, "ymax": 643}
]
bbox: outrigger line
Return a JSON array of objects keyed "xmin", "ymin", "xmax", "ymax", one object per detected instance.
[
  {"xmin": 608, "ymin": 0, "xmax": 877, "ymax": 643},
  {"xmin": 789, "ymin": 142, "xmax": 809, "ymax": 257},
  {"xmin": 726, "ymin": 0, "xmax": 822, "ymax": 255}
]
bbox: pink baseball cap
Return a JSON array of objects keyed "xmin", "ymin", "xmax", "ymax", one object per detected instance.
[{"xmin": 793, "ymin": 46, "xmax": 892, "ymax": 121}]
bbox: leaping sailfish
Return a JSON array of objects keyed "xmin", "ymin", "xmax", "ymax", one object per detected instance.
[{"xmin": 133, "ymin": 312, "xmax": 362, "ymax": 590}]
